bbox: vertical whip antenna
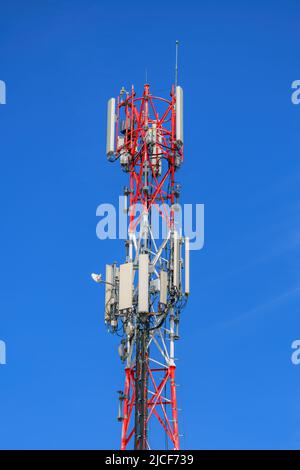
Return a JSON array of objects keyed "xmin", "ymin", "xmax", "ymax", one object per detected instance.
[{"xmin": 175, "ymin": 40, "xmax": 179, "ymax": 87}]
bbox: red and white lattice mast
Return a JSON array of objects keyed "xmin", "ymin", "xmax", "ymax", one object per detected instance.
[{"xmin": 93, "ymin": 52, "xmax": 190, "ymax": 450}]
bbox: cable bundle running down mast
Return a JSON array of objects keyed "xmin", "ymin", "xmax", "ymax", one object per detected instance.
[{"xmin": 94, "ymin": 75, "xmax": 190, "ymax": 450}]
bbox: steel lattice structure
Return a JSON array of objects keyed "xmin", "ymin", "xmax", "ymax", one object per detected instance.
[{"xmin": 93, "ymin": 80, "xmax": 189, "ymax": 450}]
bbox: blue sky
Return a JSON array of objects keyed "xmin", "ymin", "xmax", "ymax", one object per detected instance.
[{"xmin": 0, "ymin": 0, "xmax": 300, "ymax": 450}]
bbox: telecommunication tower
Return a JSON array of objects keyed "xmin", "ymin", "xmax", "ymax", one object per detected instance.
[{"xmin": 93, "ymin": 50, "xmax": 190, "ymax": 450}]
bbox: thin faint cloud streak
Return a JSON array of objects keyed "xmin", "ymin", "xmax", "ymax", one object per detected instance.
[{"xmin": 210, "ymin": 285, "xmax": 300, "ymax": 331}]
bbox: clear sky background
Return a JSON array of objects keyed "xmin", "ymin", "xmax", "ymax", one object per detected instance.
[{"xmin": 0, "ymin": 0, "xmax": 300, "ymax": 450}]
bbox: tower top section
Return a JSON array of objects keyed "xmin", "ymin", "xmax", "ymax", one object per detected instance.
[{"xmin": 106, "ymin": 83, "xmax": 184, "ymax": 229}]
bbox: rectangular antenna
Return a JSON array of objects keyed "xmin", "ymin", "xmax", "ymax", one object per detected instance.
[
  {"xmin": 185, "ymin": 237, "xmax": 190, "ymax": 295},
  {"xmin": 138, "ymin": 254, "xmax": 149, "ymax": 312},
  {"xmin": 105, "ymin": 264, "xmax": 113, "ymax": 322},
  {"xmin": 176, "ymin": 86, "xmax": 184, "ymax": 147},
  {"xmin": 106, "ymin": 98, "xmax": 115, "ymax": 158},
  {"xmin": 173, "ymin": 233, "xmax": 181, "ymax": 290},
  {"xmin": 119, "ymin": 262, "xmax": 133, "ymax": 310},
  {"xmin": 160, "ymin": 270, "xmax": 168, "ymax": 305}
]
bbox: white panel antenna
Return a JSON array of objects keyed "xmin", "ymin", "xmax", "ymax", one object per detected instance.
[
  {"xmin": 175, "ymin": 86, "xmax": 183, "ymax": 147},
  {"xmin": 138, "ymin": 254, "xmax": 149, "ymax": 313},
  {"xmin": 184, "ymin": 237, "xmax": 190, "ymax": 295},
  {"xmin": 173, "ymin": 232, "xmax": 181, "ymax": 290},
  {"xmin": 106, "ymin": 98, "xmax": 116, "ymax": 158},
  {"xmin": 105, "ymin": 264, "xmax": 113, "ymax": 322},
  {"xmin": 119, "ymin": 262, "xmax": 133, "ymax": 311},
  {"xmin": 160, "ymin": 270, "xmax": 168, "ymax": 305}
]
